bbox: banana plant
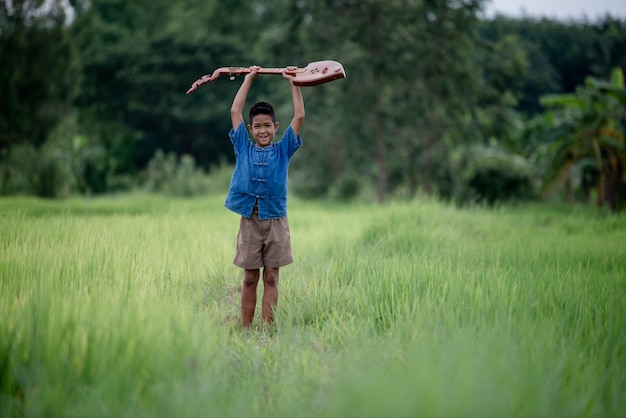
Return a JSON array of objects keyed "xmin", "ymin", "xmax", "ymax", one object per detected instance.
[{"xmin": 538, "ymin": 68, "xmax": 626, "ymax": 212}]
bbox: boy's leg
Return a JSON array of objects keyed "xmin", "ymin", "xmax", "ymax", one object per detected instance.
[
  {"xmin": 262, "ymin": 267, "xmax": 279, "ymax": 323},
  {"xmin": 241, "ymin": 268, "xmax": 260, "ymax": 327}
]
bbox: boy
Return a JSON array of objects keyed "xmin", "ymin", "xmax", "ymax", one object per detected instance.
[{"xmin": 226, "ymin": 66, "xmax": 304, "ymax": 328}]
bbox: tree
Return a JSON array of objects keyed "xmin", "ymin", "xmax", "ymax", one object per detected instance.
[
  {"xmin": 538, "ymin": 68, "xmax": 626, "ymax": 212},
  {"xmin": 478, "ymin": 16, "xmax": 626, "ymax": 116},
  {"xmin": 69, "ymin": 0, "xmax": 269, "ymax": 192},
  {"xmin": 0, "ymin": 0, "xmax": 79, "ymax": 150},
  {"xmin": 260, "ymin": 0, "xmax": 488, "ymax": 202},
  {"xmin": 401, "ymin": 0, "xmax": 486, "ymax": 198}
]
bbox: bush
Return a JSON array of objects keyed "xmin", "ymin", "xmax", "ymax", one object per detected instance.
[
  {"xmin": 0, "ymin": 144, "xmax": 71, "ymax": 198},
  {"xmin": 204, "ymin": 159, "xmax": 235, "ymax": 195},
  {"xmin": 454, "ymin": 146, "xmax": 536, "ymax": 206},
  {"xmin": 143, "ymin": 150, "xmax": 211, "ymax": 197},
  {"xmin": 290, "ymin": 167, "xmax": 332, "ymax": 199},
  {"xmin": 328, "ymin": 173, "xmax": 361, "ymax": 202},
  {"xmin": 53, "ymin": 134, "xmax": 125, "ymax": 195}
]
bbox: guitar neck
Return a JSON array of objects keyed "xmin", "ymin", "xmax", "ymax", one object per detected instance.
[
  {"xmin": 226, "ymin": 67, "xmax": 299, "ymax": 75},
  {"xmin": 260, "ymin": 68, "xmax": 291, "ymax": 75}
]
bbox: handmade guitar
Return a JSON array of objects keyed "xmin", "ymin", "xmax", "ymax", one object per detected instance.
[{"xmin": 186, "ymin": 60, "xmax": 346, "ymax": 94}]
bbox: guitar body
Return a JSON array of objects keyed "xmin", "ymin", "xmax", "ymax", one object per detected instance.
[
  {"xmin": 288, "ymin": 60, "xmax": 346, "ymax": 87},
  {"xmin": 186, "ymin": 60, "xmax": 346, "ymax": 94}
]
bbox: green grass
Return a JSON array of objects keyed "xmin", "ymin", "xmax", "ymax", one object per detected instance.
[{"xmin": 1, "ymin": 194, "xmax": 624, "ymax": 417}]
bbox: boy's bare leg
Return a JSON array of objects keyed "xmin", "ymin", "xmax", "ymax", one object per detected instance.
[
  {"xmin": 262, "ymin": 267, "xmax": 279, "ymax": 323},
  {"xmin": 241, "ymin": 269, "xmax": 260, "ymax": 327}
]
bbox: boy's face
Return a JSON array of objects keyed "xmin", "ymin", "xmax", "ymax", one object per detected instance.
[{"xmin": 248, "ymin": 114, "xmax": 279, "ymax": 148}]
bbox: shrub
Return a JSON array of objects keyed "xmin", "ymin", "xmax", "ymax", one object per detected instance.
[
  {"xmin": 290, "ymin": 168, "xmax": 332, "ymax": 199},
  {"xmin": 143, "ymin": 150, "xmax": 210, "ymax": 197},
  {"xmin": 454, "ymin": 146, "xmax": 536, "ymax": 206},
  {"xmin": 0, "ymin": 144, "xmax": 71, "ymax": 198},
  {"xmin": 328, "ymin": 173, "xmax": 361, "ymax": 202},
  {"xmin": 204, "ymin": 159, "xmax": 234, "ymax": 195}
]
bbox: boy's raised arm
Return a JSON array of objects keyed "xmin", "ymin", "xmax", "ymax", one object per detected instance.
[
  {"xmin": 283, "ymin": 70, "xmax": 305, "ymax": 136},
  {"xmin": 231, "ymin": 66, "xmax": 259, "ymax": 130}
]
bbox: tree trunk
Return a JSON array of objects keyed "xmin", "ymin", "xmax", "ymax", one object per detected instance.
[
  {"xmin": 376, "ymin": 119, "xmax": 387, "ymax": 202},
  {"xmin": 424, "ymin": 133, "xmax": 434, "ymax": 197},
  {"xmin": 331, "ymin": 136, "xmax": 341, "ymax": 182},
  {"xmin": 603, "ymin": 154, "xmax": 623, "ymax": 212}
]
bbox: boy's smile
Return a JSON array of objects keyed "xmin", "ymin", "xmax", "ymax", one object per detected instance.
[{"xmin": 248, "ymin": 114, "xmax": 279, "ymax": 148}]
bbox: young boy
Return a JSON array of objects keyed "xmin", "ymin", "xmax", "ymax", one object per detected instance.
[{"xmin": 226, "ymin": 66, "xmax": 304, "ymax": 328}]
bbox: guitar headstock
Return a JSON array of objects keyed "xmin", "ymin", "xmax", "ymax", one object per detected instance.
[{"xmin": 186, "ymin": 67, "xmax": 249, "ymax": 94}]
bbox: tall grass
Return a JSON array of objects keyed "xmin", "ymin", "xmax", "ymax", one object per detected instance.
[{"xmin": 1, "ymin": 194, "xmax": 624, "ymax": 417}]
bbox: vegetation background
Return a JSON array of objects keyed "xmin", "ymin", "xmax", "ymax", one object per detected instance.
[{"xmin": 1, "ymin": 0, "xmax": 625, "ymax": 210}]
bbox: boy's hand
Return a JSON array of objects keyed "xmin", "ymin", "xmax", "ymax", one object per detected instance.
[
  {"xmin": 245, "ymin": 65, "xmax": 261, "ymax": 81},
  {"xmin": 282, "ymin": 66, "xmax": 297, "ymax": 83}
]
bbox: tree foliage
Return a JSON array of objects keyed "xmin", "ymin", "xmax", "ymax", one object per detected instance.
[
  {"xmin": 537, "ymin": 68, "xmax": 626, "ymax": 211},
  {"xmin": 71, "ymin": 0, "xmax": 256, "ymax": 173},
  {"xmin": 0, "ymin": 0, "xmax": 79, "ymax": 150},
  {"xmin": 1, "ymin": 0, "xmax": 625, "ymax": 209},
  {"xmin": 479, "ymin": 15, "xmax": 626, "ymax": 115}
]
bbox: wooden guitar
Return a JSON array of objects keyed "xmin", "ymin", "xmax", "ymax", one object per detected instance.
[{"xmin": 186, "ymin": 60, "xmax": 346, "ymax": 94}]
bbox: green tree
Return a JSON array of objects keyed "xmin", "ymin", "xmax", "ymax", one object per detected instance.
[
  {"xmin": 538, "ymin": 68, "xmax": 626, "ymax": 212},
  {"xmin": 479, "ymin": 16, "xmax": 626, "ymax": 116},
  {"xmin": 0, "ymin": 0, "xmax": 79, "ymax": 150},
  {"xmin": 71, "ymin": 0, "xmax": 265, "ymax": 191},
  {"xmin": 262, "ymin": 0, "xmax": 488, "ymax": 202},
  {"xmin": 400, "ymin": 0, "xmax": 486, "ymax": 199},
  {"xmin": 590, "ymin": 17, "xmax": 626, "ymax": 80}
]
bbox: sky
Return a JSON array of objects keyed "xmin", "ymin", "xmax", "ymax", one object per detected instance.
[{"xmin": 484, "ymin": 0, "xmax": 626, "ymax": 20}]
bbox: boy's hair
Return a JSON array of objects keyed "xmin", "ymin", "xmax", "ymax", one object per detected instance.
[{"xmin": 249, "ymin": 101, "xmax": 276, "ymax": 123}]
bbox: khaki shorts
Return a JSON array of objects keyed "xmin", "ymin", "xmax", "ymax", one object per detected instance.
[{"xmin": 233, "ymin": 210, "xmax": 293, "ymax": 269}]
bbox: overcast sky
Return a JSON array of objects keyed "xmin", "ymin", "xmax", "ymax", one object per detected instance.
[{"xmin": 484, "ymin": 0, "xmax": 626, "ymax": 20}]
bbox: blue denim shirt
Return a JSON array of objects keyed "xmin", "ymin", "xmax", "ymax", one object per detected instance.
[{"xmin": 225, "ymin": 121, "xmax": 302, "ymax": 220}]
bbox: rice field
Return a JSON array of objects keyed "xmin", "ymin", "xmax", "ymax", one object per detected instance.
[{"xmin": 1, "ymin": 194, "xmax": 624, "ymax": 417}]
